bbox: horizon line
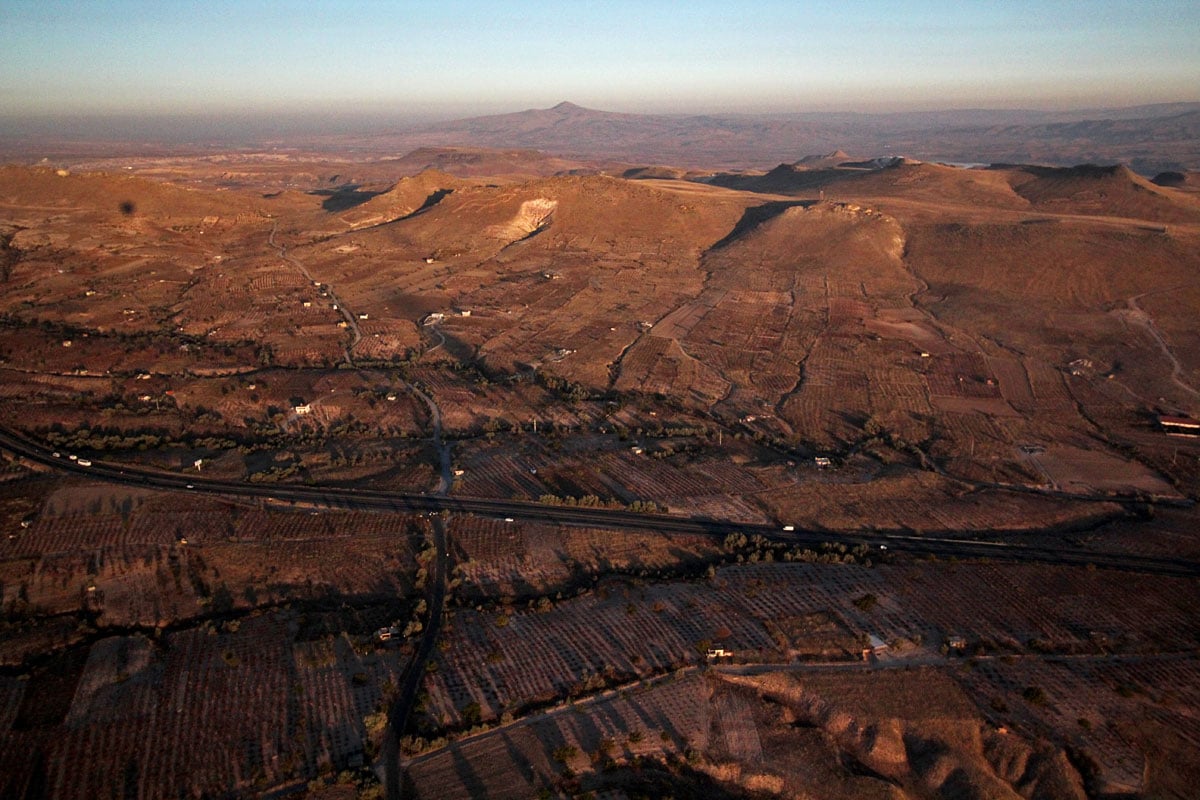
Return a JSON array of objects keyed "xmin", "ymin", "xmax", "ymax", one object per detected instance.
[{"xmin": 4, "ymin": 97, "xmax": 1200, "ymax": 124}]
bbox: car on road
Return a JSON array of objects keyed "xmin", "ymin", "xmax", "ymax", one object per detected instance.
[
  {"xmin": 52, "ymin": 452, "xmax": 61, "ymax": 458},
  {"xmin": 782, "ymin": 524, "xmax": 795, "ymax": 531},
  {"xmin": 77, "ymin": 459, "xmax": 92, "ymax": 467},
  {"xmin": 503, "ymin": 517, "xmax": 514, "ymax": 523}
]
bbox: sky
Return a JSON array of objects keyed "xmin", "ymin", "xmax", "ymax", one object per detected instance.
[{"xmin": 2, "ymin": 0, "xmax": 1199, "ymax": 121}]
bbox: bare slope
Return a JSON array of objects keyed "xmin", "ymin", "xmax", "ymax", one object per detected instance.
[
  {"xmin": 335, "ymin": 169, "xmax": 464, "ymax": 229},
  {"xmin": 719, "ymin": 670, "xmax": 1087, "ymax": 800},
  {"xmin": 1001, "ymin": 163, "xmax": 1200, "ymax": 223},
  {"xmin": 0, "ymin": 165, "xmax": 261, "ymax": 221},
  {"xmin": 902, "ymin": 214, "xmax": 1200, "ymax": 413},
  {"xmin": 710, "ymin": 160, "xmax": 1030, "ymax": 211},
  {"xmin": 294, "ymin": 174, "xmax": 753, "ymax": 384}
]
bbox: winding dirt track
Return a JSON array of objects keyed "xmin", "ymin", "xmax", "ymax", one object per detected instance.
[
  {"xmin": 269, "ymin": 221, "xmax": 362, "ymax": 362},
  {"xmin": 1124, "ymin": 292, "xmax": 1200, "ymax": 403}
]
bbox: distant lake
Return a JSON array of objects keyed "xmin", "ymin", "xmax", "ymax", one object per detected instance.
[{"xmin": 936, "ymin": 161, "xmax": 990, "ymax": 169}]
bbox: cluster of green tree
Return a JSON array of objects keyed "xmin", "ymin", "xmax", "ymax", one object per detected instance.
[
  {"xmin": 0, "ymin": 312, "xmax": 262, "ymax": 363},
  {"xmin": 44, "ymin": 425, "xmax": 239, "ymax": 453},
  {"xmin": 305, "ymin": 768, "xmax": 382, "ymax": 800},
  {"xmin": 721, "ymin": 533, "xmax": 874, "ymax": 566},
  {"xmin": 247, "ymin": 463, "xmax": 301, "ymax": 482},
  {"xmin": 859, "ymin": 414, "xmax": 935, "ymax": 469},
  {"xmin": 537, "ymin": 494, "xmax": 664, "ymax": 513},
  {"xmin": 0, "ymin": 232, "xmax": 18, "ymax": 283},
  {"xmin": 534, "ymin": 370, "xmax": 594, "ymax": 403}
]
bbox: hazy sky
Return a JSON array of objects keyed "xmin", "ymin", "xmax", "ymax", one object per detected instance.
[{"xmin": 3, "ymin": 0, "xmax": 1198, "ymax": 119}]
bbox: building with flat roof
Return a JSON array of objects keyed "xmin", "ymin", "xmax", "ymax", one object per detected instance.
[{"xmin": 1159, "ymin": 415, "xmax": 1200, "ymax": 436}]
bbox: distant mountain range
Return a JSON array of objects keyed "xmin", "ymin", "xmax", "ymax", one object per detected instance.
[
  {"xmin": 398, "ymin": 101, "xmax": 1200, "ymax": 174},
  {"xmin": 2, "ymin": 101, "xmax": 1198, "ymax": 173}
]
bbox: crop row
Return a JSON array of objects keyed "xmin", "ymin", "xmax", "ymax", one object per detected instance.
[{"xmin": 426, "ymin": 581, "xmax": 776, "ymax": 726}]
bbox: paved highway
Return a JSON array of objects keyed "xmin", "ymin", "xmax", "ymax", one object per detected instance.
[
  {"xmin": 383, "ymin": 384, "xmax": 452, "ymax": 800},
  {"xmin": 2, "ymin": 426, "xmax": 1198, "ymax": 579}
]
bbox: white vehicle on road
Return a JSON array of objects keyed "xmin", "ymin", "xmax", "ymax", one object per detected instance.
[{"xmin": 77, "ymin": 459, "xmax": 92, "ymax": 467}]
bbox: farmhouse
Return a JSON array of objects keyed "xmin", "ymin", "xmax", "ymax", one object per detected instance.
[{"xmin": 1159, "ymin": 415, "xmax": 1200, "ymax": 436}]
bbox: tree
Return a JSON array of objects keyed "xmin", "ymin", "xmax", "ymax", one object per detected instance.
[{"xmin": 552, "ymin": 745, "xmax": 578, "ymax": 763}]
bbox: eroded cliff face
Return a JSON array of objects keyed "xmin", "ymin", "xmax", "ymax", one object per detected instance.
[{"xmin": 705, "ymin": 670, "xmax": 1086, "ymax": 800}]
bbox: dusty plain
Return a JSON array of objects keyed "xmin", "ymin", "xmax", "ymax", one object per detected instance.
[{"xmin": 2, "ymin": 124, "xmax": 1200, "ymax": 799}]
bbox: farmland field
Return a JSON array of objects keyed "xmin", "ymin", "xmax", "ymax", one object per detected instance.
[{"xmin": 2, "ymin": 137, "xmax": 1200, "ymax": 798}]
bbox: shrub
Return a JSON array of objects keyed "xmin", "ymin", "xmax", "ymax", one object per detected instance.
[
  {"xmin": 552, "ymin": 745, "xmax": 578, "ymax": 763},
  {"xmin": 853, "ymin": 593, "xmax": 878, "ymax": 612}
]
